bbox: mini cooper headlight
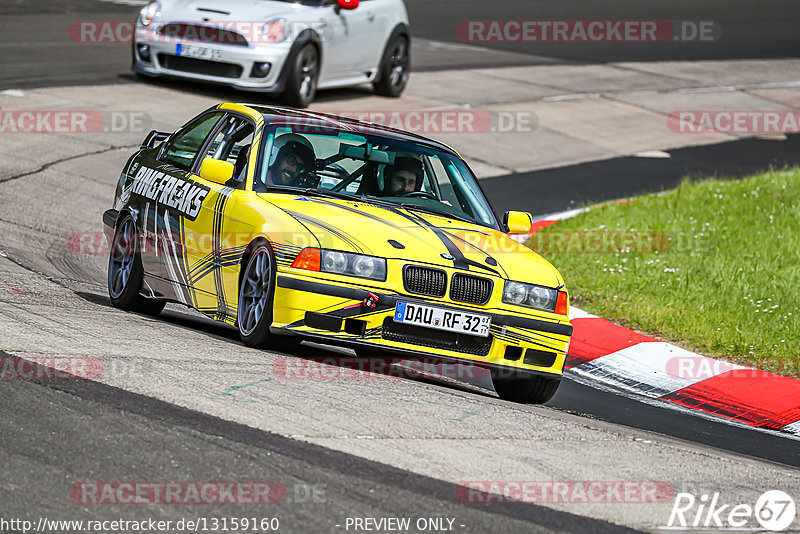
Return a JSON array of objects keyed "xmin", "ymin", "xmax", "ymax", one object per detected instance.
[
  {"xmin": 139, "ymin": 2, "xmax": 159, "ymax": 26},
  {"xmin": 292, "ymin": 248, "xmax": 386, "ymax": 281},
  {"xmin": 261, "ymin": 19, "xmax": 288, "ymax": 43},
  {"xmin": 503, "ymin": 281, "xmax": 559, "ymax": 312}
]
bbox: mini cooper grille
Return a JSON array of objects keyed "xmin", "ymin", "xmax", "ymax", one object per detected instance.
[
  {"xmin": 450, "ymin": 274, "xmax": 493, "ymax": 304},
  {"xmin": 158, "ymin": 54, "xmax": 243, "ymax": 79},
  {"xmin": 403, "ymin": 266, "xmax": 447, "ymax": 298},
  {"xmin": 381, "ymin": 318, "xmax": 493, "ymax": 356},
  {"xmin": 158, "ymin": 23, "xmax": 249, "ymax": 46}
]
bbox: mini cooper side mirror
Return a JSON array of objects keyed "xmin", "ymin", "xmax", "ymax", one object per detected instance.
[
  {"xmin": 504, "ymin": 211, "xmax": 533, "ymax": 234},
  {"xmin": 200, "ymin": 158, "xmax": 234, "ymax": 185},
  {"xmin": 335, "ymin": 0, "xmax": 359, "ymax": 13}
]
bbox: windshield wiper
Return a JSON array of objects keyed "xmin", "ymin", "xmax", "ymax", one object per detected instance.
[
  {"xmin": 301, "ymin": 188, "xmax": 356, "ymax": 201},
  {"xmin": 399, "ymin": 203, "xmax": 474, "ymax": 224},
  {"xmin": 264, "ymin": 187, "xmax": 476, "ymax": 224},
  {"xmin": 264, "ymin": 186, "xmax": 352, "ymax": 200}
]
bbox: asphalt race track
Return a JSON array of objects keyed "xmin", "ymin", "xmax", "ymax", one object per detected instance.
[
  {"xmin": 483, "ymin": 134, "xmax": 800, "ymax": 217},
  {"xmin": 1, "ymin": 1, "xmax": 799, "ymax": 533},
  {"xmin": 3, "ymin": 0, "xmax": 800, "ymax": 87}
]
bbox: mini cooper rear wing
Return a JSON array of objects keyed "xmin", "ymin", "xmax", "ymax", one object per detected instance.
[{"xmin": 141, "ymin": 130, "xmax": 169, "ymax": 149}]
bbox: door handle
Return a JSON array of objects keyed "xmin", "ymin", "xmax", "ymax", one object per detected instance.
[{"xmin": 366, "ymin": 12, "xmax": 375, "ymax": 22}]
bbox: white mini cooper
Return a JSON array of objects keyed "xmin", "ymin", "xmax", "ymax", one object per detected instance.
[{"xmin": 132, "ymin": 0, "xmax": 411, "ymax": 107}]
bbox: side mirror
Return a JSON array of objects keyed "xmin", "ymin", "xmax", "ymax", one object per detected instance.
[
  {"xmin": 504, "ymin": 211, "xmax": 533, "ymax": 235},
  {"xmin": 200, "ymin": 158, "xmax": 234, "ymax": 185},
  {"xmin": 335, "ymin": 0, "xmax": 359, "ymax": 13},
  {"xmin": 141, "ymin": 130, "xmax": 169, "ymax": 149}
]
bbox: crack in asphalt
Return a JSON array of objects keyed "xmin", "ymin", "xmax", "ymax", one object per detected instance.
[{"xmin": 0, "ymin": 144, "xmax": 136, "ymax": 185}]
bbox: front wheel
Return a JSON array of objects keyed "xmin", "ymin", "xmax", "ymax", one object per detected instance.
[
  {"xmin": 491, "ymin": 368, "xmax": 560, "ymax": 404},
  {"xmin": 238, "ymin": 243, "xmax": 277, "ymax": 347},
  {"xmin": 373, "ymin": 35, "xmax": 409, "ymax": 97},
  {"xmin": 282, "ymin": 44, "xmax": 319, "ymax": 108},
  {"xmin": 107, "ymin": 215, "xmax": 165, "ymax": 315}
]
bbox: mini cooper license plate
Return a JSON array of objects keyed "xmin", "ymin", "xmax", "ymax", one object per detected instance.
[
  {"xmin": 394, "ymin": 302, "xmax": 491, "ymax": 338},
  {"xmin": 177, "ymin": 44, "xmax": 222, "ymax": 61}
]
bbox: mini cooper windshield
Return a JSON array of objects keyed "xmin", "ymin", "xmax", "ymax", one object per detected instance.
[{"xmin": 254, "ymin": 123, "xmax": 499, "ymax": 229}]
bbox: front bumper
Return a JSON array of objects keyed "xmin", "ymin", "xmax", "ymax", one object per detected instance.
[
  {"xmin": 133, "ymin": 34, "xmax": 291, "ymax": 93},
  {"xmin": 272, "ymin": 273, "xmax": 572, "ymax": 378}
]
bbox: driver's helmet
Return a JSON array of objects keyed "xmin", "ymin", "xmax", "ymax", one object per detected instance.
[
  {"xmin": 268, "ymin": 133, "xmax": 316, "ymax": 185},
  {"xmin": 382, "ymin": 156, "xmax": 424, "ymax": 194}
]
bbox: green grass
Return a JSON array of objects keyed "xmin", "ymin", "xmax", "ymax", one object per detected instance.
[{"xmin": 529, "ymin": 167, "xmax": 800, "ymax": 377}]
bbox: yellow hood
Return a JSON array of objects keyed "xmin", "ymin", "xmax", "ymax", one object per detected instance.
[{"xmin": 263, "ymin": 194, "xmax": 563, "ymax": 287}]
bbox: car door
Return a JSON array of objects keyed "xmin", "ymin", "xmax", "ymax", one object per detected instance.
[
  {"xmin": 357, "ymin": 0, "xmax": 394, "ymax": 73},
  {"xmin": 178, "ymin": 113, "xmax": 256, "ymax": 325},
  {"xmin": 132, "ymin": 111, "xmax": 224, "ymax": 304},
  {"xmin": 317, "ymin": 0, "xmax": 379, "ymax": 80}
]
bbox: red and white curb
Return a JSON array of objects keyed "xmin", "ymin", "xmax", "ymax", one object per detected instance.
[{"xmin": 518, "ymin": 204, "xmax": 800, "ymax": 435}]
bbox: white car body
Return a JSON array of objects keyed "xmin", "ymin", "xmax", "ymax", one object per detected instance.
[{"xmin": 132, "ymin": 0, "xmax": 409, "ymax": 96}]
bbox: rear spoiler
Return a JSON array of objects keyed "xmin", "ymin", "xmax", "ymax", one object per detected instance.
[{"xmin": 141, "ymin": 130, "xmax": 169, "ymax": 149}]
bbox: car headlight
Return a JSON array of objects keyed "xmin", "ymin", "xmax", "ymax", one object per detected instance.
[
  {"xmin": 139, "ymin": 2, "xmax": 159, "ymax": 26},
  {"xmin": 261, "ymin": 19, "xmax": 288, "ymax": 43},
  {"xmin": 292, "ymin": 248, "xmax": 386, "ymax": 281},
  {"xmin": 503, "ymin": 280, "xmax": 566, "ymax": 314}
]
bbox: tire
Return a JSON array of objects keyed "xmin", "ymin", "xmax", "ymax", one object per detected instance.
[
  {"xmin": 373, "ymin": 35, "xmax": 409, "ymax": 97},
  {"xmin": 107, "ymin": 215, "xmax": 166, "ymax": 315},
  {"xmin": 282, "ymin": 44, "xmax": 319, "ymax": 108},
  {"xmin": 238, "ymin": 243, "xmax": 278, "ymax": 348},
  {"xmin": 491, "ymin": 368, "xmax": 560, "ymax": 404}
]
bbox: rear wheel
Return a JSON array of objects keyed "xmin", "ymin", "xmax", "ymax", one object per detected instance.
[
  {"xmin": 282, "ymin": 44, "xmax": 319, "ymax": 108},
  {"xmin": 107, "ymin": 215, "xmax": 165, "ymax": 315},
  {"xmin": 491, "ymin": 368, "xmax": 560, "ymax": 404},
  {"xmin": 373, "ymin": 35, "xmax": 409, "ymax": 97}
]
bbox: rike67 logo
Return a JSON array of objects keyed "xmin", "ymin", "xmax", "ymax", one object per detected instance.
[{"xmin": 664, "ymin": 490, "xmax": 796, "ymax": 531}]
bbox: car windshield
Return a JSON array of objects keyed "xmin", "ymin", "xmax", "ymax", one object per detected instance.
[{"xmin": 255, "ymin": 122, "xmax": 499, "ymax": 229}]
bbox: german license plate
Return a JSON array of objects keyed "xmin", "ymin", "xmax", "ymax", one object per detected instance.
[
  {"xmin": 394, "ymin": 301, "xmax": 491, "ymax": 338},
  {"xmin": 176, "ymin": 43, "xmax": 222, "ymax": 61}
]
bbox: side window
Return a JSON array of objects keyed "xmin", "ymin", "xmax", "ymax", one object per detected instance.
[
  {"xmin": 160, "ymin": 112, "xmax": 224, "ymax": 170},
  {"xmin": 204, "ymin": 115, "xmax": 255, "ymax": 188}
]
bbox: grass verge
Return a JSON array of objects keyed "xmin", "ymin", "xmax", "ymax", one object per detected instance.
[{"xmin": 529, "ymin": 167, "xmax": 799, "ymax": 377}]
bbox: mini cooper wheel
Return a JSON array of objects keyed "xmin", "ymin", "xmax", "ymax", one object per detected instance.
[
  {"xmin": 282, "ymin": 44, "xmax": 319, "ymax": 109},
  {"xmin": 238, "ymin": 243, "xmax": 278, "ymax": 347},
  {"xmin": 491, "ymin": 368, "xmax": 560, "ymax": 404},
  {"xmin": 373, "ymin": 35, "xmax": 409, "ymax": 97},
  {"xmin": 108, "ymin": 215, "xmax": 165, "ymax": 315}
]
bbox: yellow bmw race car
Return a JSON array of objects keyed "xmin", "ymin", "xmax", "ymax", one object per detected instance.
[{"xmin": 103, "ymin": 103, "xmax": 572, "ymax": 403}]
